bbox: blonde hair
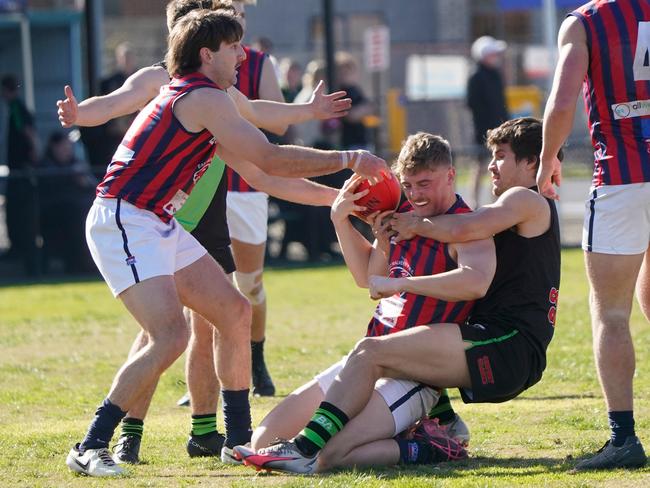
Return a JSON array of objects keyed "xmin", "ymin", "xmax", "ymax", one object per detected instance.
[{"xmin": 393, "ymin": 132, "xmax": 452, "ymax": 176}]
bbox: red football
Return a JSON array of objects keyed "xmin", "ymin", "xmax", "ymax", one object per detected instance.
[{"xmin": 354, "ymin": 172, "xmax": 402, "ymax": 220}]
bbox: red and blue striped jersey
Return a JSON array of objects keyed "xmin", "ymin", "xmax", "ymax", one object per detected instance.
[
  {"xmin": 571, "ymin": 0, "xmax": 650, "ymax": 187},
  {"xmin": 227, "ymin": 45, "xmax": 267, "ymax": 193},
  {"xmin": 366, "ymin": 196, "xmax": 475, "ymax": 337},
  {"xmin": 96, "ymin": 73, "xmax": 220, "ymax": 223}
]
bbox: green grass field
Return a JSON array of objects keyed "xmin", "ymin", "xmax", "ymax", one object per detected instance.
[{"xmin": 1, "ymin": 248, "xmax": 650, "ymax": 487}]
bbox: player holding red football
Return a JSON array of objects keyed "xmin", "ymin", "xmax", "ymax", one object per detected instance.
[
  {"xmin": 237, "ymin": 132, "xmax": 496, "ymax": 470},
  {"xmin": 236, "ymin": 117, "xmax": 562, "ymax": 474}
]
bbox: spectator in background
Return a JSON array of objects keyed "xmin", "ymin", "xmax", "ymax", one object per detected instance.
[
  {"xmin": 81, "ymin": 42, "xmax": 137, "ymax": 169},
  {"xmin": 1, "ymin": 74, "xmax": 40, "ymax": 275},
  {"xmin": 336, "ymin": 52, "xmax": 373, "ymax": 151},
  {"xmin": 38, "ymin": 131, "xmax": 96, "ymax": 274},
  {"xmin": 467, "ymin": 36, "xmax": 509, "ymax": 209},
  {"xmin": 279, "ymin": 58, "xmax": 303, "ymax": 104}
]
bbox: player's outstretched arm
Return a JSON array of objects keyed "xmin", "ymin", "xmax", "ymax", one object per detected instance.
[
  {"xmin": 369, "ymin": 237, "xmax": 496, "ymax": 301},
  {"xmin": 188, "ymin": 88, "xmax": 387, "ymax": 180},
  {"xmin": 229, "ymin": 80, "xmax": 351, "ymax": 136},
  {"xmin": 56, "ymin": 66, "xmax": 166, "ymax": 128},
  {"xmin": 391, "ymin": 187, "xmax": 549, "ymax": 243},
  {"xmin": 218, "ymin": 146, "xmax": 338, "ymax": 206},
  {"xmin": 539, "ymin": 15, "xmax": 588, "ymax": 200}
]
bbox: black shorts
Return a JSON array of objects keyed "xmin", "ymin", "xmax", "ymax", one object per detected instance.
[{"xmin": 459, "ymin": 321, "xmax": 546, "ymax": 404}]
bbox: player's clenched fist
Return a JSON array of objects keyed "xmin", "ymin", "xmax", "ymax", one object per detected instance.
[
  {"xmin": 390, "ymin": 211, "xmax": 420, "ymax": 242},
  {"xmin": 368, "ymin": 275, "xmax": 400, "ymax": 300},
  {"xmin": 56, "ymin": 85, "xmax": 78, "ymax": 128}
]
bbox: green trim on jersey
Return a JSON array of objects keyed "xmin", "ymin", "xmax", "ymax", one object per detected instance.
[
  {"xmin": 464, "ymin": 329, "xmax": 519, "ymax": 350},
  {"xmin": 175, "ymin": 154, "xmax": 226, "ymax": 232}
]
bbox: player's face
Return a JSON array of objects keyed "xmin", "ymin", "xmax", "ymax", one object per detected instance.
[
  {"xmin": 488, "ymin": 143, "xmax": 531, "ymax": 196},
  {"xmin": 208, "ymin": 40, "xmax": 246, "ymax": 88},
  {"xmin": 400, "ymin": 166, "xmax": 455, "ymax": 217}
]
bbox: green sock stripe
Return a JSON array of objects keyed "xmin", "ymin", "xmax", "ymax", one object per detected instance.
[
  {"xmin": 464, "ymin": 329, "xmax": 519, "ymax": 350},
  {"xmin": 121, "ymin": 424, "xmax": 143, "ymax": 437},
  {"xmin": 315, "ymin": 408, "xmax": 344, "ymax": 431},
  {"xmin": 191, "ymin": 416, "xmax": 217, "ymax": 436},
  {"xmin": 300, "ymin": 427, "xmax": 326, "ymax": 449}
]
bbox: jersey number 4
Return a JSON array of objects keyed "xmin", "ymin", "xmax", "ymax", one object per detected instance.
[{"xmin": 633, "ymin": 21, "xmax": 650, "ymax": 81}]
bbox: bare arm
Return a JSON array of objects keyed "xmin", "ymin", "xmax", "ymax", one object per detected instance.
[
  {"xmin": 217, "ymin": 145, "xmax": 337, "ymax": 206},
  {"xmin": 538, "ymin": 16, "xmax": 588, "ymax": 199},
  {"xmin": 181, "ymin": 88, "xmax": 387, "ymax": 180},
  {"xmin": 228, "ymin": 81, "xmax": 351, "ymax": 135},
  {"xmin": 391, "ymin": 187, "xmax": 550, "ymax": 243},
  {"xmin": 329, "ymin": 176, "xmax": 381, "ymax": 288},
  {"xmin": 369, "ymin": 238, "xmax": 496, "ymax": 301},
  {"xmin": 56, "ymin": 66, "xmax": 167, "ymax": 127}
]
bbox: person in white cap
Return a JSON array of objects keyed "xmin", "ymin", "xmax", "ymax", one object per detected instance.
[{"xmin": 466, "ymin": 35, "xmax": 509, "ymax": 209}]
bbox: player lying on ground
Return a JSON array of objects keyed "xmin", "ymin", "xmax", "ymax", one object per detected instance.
[
  {"xmin": 236, "ymin": 132, "xmax": 496, "ymax": 472},
  {"xmin": 57, "ymin": 0, "xmax": 354, "ymax": 467},
  {"xmin": 236, "ymin": 117, "xmax": 562, "ymax": 474},
  {"xmin": 65, "ymin": 9, "xmax": 386, "ymax": 477}
]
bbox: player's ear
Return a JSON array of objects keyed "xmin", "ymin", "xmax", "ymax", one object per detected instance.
[
  {"xmin": 447, "ymin": 166, "xmax": 456, "ymax": 184},
  {"xmin": 199, "ymin": 47, "xmax": 213, "ymax": 63},
  {"xmin": 526, "ymin": 155, "xmax": 539, "ymax": 171}
]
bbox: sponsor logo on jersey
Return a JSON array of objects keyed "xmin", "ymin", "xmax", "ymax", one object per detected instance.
[
  {"xmin": 612, "ymin": 99, "xmax": 650, "ymax": 120},
  {"xmin": 193, "ymin": 160, "xmax": 211, "ymax": 183},
  {"xmin": 163, "ymin": 189, "xmax": 189, "ymax": 216}
]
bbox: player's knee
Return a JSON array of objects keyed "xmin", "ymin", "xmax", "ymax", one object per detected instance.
[
  {"xmin": 349, "ymin": 337, "xmax": 382, "ymax": 365},
  {"xmin": 235, "ymin": 269, "xmax": 266, "ymax": 306},
  {"xmin": 153, "ymin": 322, "xmax": 190, "ymax": 364},
  {"xmin": 223, "ymin": 292, "xmax": 252, "ymax": 336}
]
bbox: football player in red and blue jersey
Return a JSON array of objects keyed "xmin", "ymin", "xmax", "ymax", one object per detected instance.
[
  {"xmin": 539, "ymin": 0, "xmax": 649, "ymax": 470},
  {"xmin": 235, "ymin": 133, "xmax": 496, "ymax": 472},
  {"xmin": 65, "ymin": 8, "xmax": 386, "ymax": 478}
]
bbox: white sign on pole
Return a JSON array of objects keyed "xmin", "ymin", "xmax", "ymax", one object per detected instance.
[{"xmin": 364, "ymin": 25, "xmax": 390, "ymax": 72}]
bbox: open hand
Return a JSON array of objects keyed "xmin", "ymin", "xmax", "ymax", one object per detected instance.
[
  {"xmin": 331, "ymin": 174, "xmax": 369, "ymax": 224},
  {"xmin": 309, "ymin": 80, "xmax": 352, "ymax": 119}
]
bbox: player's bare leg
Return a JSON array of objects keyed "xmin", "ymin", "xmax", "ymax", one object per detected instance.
[
  {"xmin": 175, "ymin": 254, "xmax": 253, "ymax": 456},
  {"xmin": 635, "ymin": 247, "xmax": 650, "ymax": 321},
  {"xmin": 184, "ymin": 310, "xmax": 224, "ymax": 457},
  {"xmin": 252, "ymin": 380, "xmax": 324, "ymax": 450},
  {"xmin": 240, "ymin": 324, "xmax": 470, "ymax": 474},
  {"xmin": 231, "ymin": 238, "xmax": 275, "ymax": 396},
  {"xmin": 316, "ymin": 391, "xmax": 398, "ymax": 471},
  {"xmin": 112, "ymin": 331, "xmax": 157, "ymax": 464},
  {"xmin": 577, "ymin": 251, "xmax": 647, "ymax": 470},
  {"xmin": 323, "ymin": 324, "xmax": 470, "ymax": 420}
]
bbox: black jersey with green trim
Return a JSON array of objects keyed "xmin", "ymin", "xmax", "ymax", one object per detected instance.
[{"xmin": 468, "ymin": 196, "xmax": 561, "ymax": 358}]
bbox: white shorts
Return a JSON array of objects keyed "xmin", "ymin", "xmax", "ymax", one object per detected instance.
[
  {"xmin": 582, "ymin": 182, "xmax": 650, "ymax": 255},
  {"xmin": 315, "ymin": 356, "xmax": 439, "ymax": 436},
  {"xmin": 226, "ymin": 191, "xmax": 268, "ymax": 245},
  {"xmin": 86, "ymin": 197, "xmax": 207, "ymax": 297}
]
